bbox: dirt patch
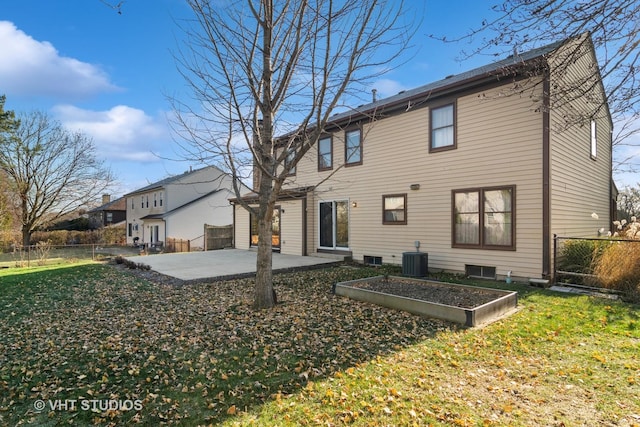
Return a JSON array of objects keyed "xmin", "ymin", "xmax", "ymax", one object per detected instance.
[{"xmin": 349, "ymin": 277, "xmax": 508, "ymax": 309}]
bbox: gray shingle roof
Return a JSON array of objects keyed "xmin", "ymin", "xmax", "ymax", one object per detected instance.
[
  {"xmin": 328, "ymin": 39, "xmax": 565, "ymax": 125},
  {"xmin": 124, "ymin": 165, "xmax": 222, "ymax": 197}
]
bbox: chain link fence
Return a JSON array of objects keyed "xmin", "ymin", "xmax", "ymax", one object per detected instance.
[
  {"xmin": 554, "ymin": 235, "xmax": 640, "ymax": 297},
  {"xmin": 0, "ymin": 243, "xmax": 140, "ymax": 268}
]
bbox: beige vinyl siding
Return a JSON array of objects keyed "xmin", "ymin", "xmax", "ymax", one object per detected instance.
[
  {"xmin": 287, "ymin": 79, "xmax": 547, "ymax": 279},
  {"xmin": 549, "ymin": 36, "xmax": 612, "ymax": 238},
  {"xmin": 279, "ymin": 200, "xmax": 303, "ymax": 255},
  {"xmin": 234, "ymin": 200, "xmax": 304, "ymax": 255},
  {"xmin": 234, "ymin": 205, "xmax": 251, "ymax": 250}
]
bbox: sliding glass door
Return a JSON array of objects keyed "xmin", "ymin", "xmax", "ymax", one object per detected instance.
[{"xmin": 319, "ymin": 200, "xmax": 349, "ymax": 250}]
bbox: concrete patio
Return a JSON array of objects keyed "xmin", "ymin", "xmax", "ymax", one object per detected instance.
[{"xmin": 126, "ymin": 249, "xmax": 340, "ymax": 281}]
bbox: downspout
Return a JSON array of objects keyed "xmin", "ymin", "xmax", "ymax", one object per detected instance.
[{"xmin": 542, "ymin": 76, "xmax": 551, "ymax": 279}]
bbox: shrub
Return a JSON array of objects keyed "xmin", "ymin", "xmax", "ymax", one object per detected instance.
[
  {"xmin": 593, "ymin": 241, "xmax": 640, "ymax": 303},
  {"xmin": 558, "ymin": 239, "xmax": 611, "ymax": 276}
]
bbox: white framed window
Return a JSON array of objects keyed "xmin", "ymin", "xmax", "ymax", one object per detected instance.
[{"xmin": 430, "ymin": 103, "xmax": 455, "ymax": 152}]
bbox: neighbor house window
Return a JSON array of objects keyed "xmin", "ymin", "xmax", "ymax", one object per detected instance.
[
  {"xmin": 140, "ymin": 196, "xmax": 144, "ymax": 209},
  {"xmin": 285, "ymin": 148, "xmax": 296, "ymax": 175},
  {"xmin": 345, "ymin": 128, "xmax": 362, "ymax": 166},
  {"xmin": 160, "ymin": 192, "xmax": 163, "ymax": 206},
  {"xmin": 128, "ymin": 223, "xmax": 132, "ymax": 237},
  {"xmin": 131, "ymin": 198, "xmax": 134, "ymax": 209},
  {"xmin": 145, "ymin": 195, "xmax": 149, "ymax": 208},
  {"xmin": 106, "ymin": 212, "xmax": 113, "ymax": 223},
  {"xmin": 383, "ymin": 194, "xmax": 407, "ymax": 225},
  {"xmin": 318, "ymin": 136, "xmax": 333, "ymax": 170},
  {"xmin": 453, "ymin": 186, "xmax": 515, "ymax": 249},
  {"xmin": 430, "ymin": 103, "xmax": 455, "ymax": 152},
  {"xmin": 154, "ymin": 193, "xmax": 157, "ymax": 207},
  {"xmin": 590, "ymin": 119, "xmax": 597, "ymax": 159}
]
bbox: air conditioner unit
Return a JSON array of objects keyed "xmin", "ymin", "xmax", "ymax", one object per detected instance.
[{"xmin": 402, "ymin": 252, "xmax": 428, "ymax": 277}]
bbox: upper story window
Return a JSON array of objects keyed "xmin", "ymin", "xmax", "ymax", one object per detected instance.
[
  {"xmin": 383, "ymin": 194, "xmax": 407, "ymax": 225},
  {"xmin": 145, "ymin": 195, "xmax": 149, "ymax": 208},
  {"xmin": 453, "ymin": 186, "xmax": 515, "ymax": 250},
  {"xmin": 154, "ymin": 193, "xmax": 157, "ymax": 207},
  {"xmin": 430, "ymin": 103, "xmax": 456, "ymax": 152},
  {"xmin": 160, "ymin": 192, "xmax": 164, "ymax": 206},
  {"xmin": 590, "ymin": 119, "xmax": 597, "ymax": 159},
  {"xmin": 140, "ymin": 196, "xmax": 144, "ymax": 209},
  {"xmin": 345, "ymin": 128, "xmax": 362, "ymax": 166},
  {"xmin": 131, "ymin": 198, "xmax": 134, "ymax": 210},
  {"xmin": 318, "ymin": 136, "xmax": 333, "ymax": 171},
  {"xmin": 285, "ymin": 148, "xmax": 296, "ymax": 176}
]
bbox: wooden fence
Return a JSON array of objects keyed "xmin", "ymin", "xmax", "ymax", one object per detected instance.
[
  {"xmin": 166, "ymin": 237, "xmax": 190, "ymax": 253},
  {"xmin": 204, "ymin": 224, "xmax": 233, "ymax": 250}
]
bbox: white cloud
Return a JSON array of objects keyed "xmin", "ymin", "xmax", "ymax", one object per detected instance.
[
  {"xmin": 52, "ymin": 104, "xmax": 169, "ymax": 162},
  {"xmin": 0, "ymin": 21, "xmax": 119, "ymax": 99}
]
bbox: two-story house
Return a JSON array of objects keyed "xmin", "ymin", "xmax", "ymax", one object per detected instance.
[
  {"xmin": 126, "ymin": 165, "xmax": 244, "ymax": 250},
  {"xmin": 88, "ymin": 194, "xmax": 127, "ymax": 228},
  {"xmin": 232, "ymin": 34, "xmax": 614, "ymax": 282}
]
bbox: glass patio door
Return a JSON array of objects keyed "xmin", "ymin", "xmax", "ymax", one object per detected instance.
[{"xmin": 319, "ymin": 200, "xmax": 349, "ymax": 249}]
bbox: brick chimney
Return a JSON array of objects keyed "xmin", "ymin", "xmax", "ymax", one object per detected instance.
[{"xmin": 102, "ymin": 194, "xmax": 111, "ymax": 205}]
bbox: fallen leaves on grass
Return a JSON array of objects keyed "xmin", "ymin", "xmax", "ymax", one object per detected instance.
[{"xmin": 0, "ymin": 264, "xmax": 449, "ymax": 425}]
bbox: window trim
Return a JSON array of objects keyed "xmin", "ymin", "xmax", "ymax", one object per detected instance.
[
  {"xmin": 429, "ymin": 102, "xmax": 457, "ymax": 153},
  {"xmin": 382, "ymin": 194, "xmax": 408, "ymax": 225},
  {"xmin": 344, "ymin": 128, "xmax": 363, "ymax": 166},
  {"xmin": 451, "ymin": 185, "xmax": 516, "ymax": 250},
  {"xmin": 317, "ymin": 135, "xmax": 333, "ymax": 171}
]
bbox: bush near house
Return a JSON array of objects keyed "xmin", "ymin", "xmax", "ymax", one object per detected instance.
[
  {"xmin": 557, "ymin": 218, "xmax": 640, "ymax": 302},
  {"xmin": 558, "ymin": 239, "xmax": 610, "ymax": 277},
  {"xmin": 593, "ymin": 218, "xmax": 640, "ymax": 303}
]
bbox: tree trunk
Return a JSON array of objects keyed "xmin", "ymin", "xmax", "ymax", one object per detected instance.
[
  {"xmin": 22, "ymin": 226, "xmax": 30, "ymax": 247},
  {"xmin": 254, "ymin": 206, "xmax": 275, "ymax": 309}
]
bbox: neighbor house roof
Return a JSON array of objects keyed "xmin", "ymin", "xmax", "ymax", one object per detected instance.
[
  {"xmin": 124, "ymin": 165, "xmax": 225, "ymax": 197},
  {"xmin": 139, "ymin": 189, "xmax": 225, "ymax": 220},
  {"xmin": 88, "ymin": 197, "xmax": 126, "ymax": 213}
]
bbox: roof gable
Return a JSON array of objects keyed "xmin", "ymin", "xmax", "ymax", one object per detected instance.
[{"xmin": 124, "ymin": 165, "xmax": 226, "ymax": 197}]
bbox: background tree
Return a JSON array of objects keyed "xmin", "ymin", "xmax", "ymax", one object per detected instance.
[
  {"xmin": 432, "ymin": 0, "xmax": 640, "ymax": 174},
  {"xmin": 617, "ymin": 185, "xmax": 640, "ymax": 220},
  {"xmin": 172, "ymin": 0, "xmax": 414, "ymax": 309},
  {"xmin": 0, "ymin": 98, "xmax": 114, "ymax": 246}
]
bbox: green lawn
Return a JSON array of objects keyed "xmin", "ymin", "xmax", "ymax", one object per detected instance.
[{"xmin": 0, "ymin": 264, "xmax": 638, "ymax": 426}]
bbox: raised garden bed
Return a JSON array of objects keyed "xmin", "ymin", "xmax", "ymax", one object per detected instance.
[{"xmin": 334, "ymin": 275, "xmax": 518, "ymax": 327}]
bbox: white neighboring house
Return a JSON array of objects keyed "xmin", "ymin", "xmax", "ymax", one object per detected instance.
[{"xmin": 125, "ymin": 166, "xmax": 245, "ymax": 250}]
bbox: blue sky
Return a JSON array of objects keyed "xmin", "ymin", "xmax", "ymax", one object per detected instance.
[{"xmin": 2, "ymin": 1, "xmax": 633, "ymax": 199}]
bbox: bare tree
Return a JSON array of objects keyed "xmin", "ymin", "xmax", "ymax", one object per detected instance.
[
  {"xmin": 0, "ymin": 98, "xmax": 115, "ymax": 246},
  {"xmin": 431, "ymin": 0, "xmax": 640, "ymax": 174},
  {"xmin": 618, "ymin": 185, "xmax": 640, "ymax": 220},
  {"xmin": 172, "ymin": 0, "xmax": 414, "ymax": 309}
]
